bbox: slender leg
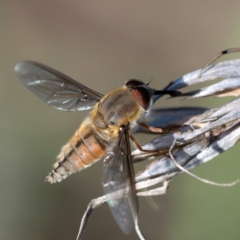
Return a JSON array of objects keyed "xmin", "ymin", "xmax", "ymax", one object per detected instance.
[
  {"xmin": 138, "ymin": 122, "xmax": 163, "ymax": 133},
  {"xmin": 130, "ymin": 134, "xmax": 168, "ymax": 155},
  {"xmin": 138, "ymin": 122, "xmax": 181, "ymax": 134}
]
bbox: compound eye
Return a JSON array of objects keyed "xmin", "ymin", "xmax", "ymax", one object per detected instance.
[{"xmin": 130, "ymin": 86, "xmax": 151, "ymax": 111}]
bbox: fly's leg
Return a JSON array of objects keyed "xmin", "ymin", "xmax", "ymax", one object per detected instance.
[
  {"xmin": 132, "ymin": 126, "xmax": 238, "ymax": 187},
  {"xmin": 131, "ymin": 123, "xmax": 181, "ymax": 156},
  {"xmin": 138, "ymin": 122, "xmax": 181, "ymax": 134}
]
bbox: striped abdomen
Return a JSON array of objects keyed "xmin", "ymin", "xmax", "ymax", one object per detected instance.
[{"xmin": 45, "ymin": 118, "xmax": 107, "ymax": 183}]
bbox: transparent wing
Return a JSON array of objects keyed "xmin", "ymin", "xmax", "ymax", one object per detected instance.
[
  {"xmin": 15, "ymin": 61, "xmax": 103, "ymax": 111},
  {"xmin": 102, "ymin": 126, "xmax": 138, "ymax": 234}
]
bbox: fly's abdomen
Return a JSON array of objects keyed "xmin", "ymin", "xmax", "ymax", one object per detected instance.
[{"xmin": 45, "ymin": 118, "xmax": 106, "ymax": 183}]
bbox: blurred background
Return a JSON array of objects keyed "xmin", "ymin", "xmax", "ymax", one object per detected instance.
[{"xmin": 1, "ymin": 1, "xmax": 240, "ymax": 240}]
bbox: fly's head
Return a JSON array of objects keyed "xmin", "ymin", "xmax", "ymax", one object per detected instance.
[{"xmin": 125, "ymin": 78, "xmax": 153, "ymax": 112}]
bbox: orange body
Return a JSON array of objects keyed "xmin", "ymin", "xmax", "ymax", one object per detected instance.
[{"xmin": 46, "ymin": 85, "xmax": 145, "ymax": 183}]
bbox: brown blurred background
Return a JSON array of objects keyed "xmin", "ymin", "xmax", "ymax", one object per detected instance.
[{"xmin": 1, "ymin": 1, "xmax": 240, "ymax": 240}]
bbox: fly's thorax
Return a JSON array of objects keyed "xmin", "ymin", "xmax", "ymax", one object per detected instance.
[{"xmin": 92, "ymin": 86, "xmax": 145, "ymax": 130}]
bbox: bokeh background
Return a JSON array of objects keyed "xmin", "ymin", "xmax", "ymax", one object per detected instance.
[{"xmin": 1, "ymin": 1, "xmax": 240, "ymax": 240}]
